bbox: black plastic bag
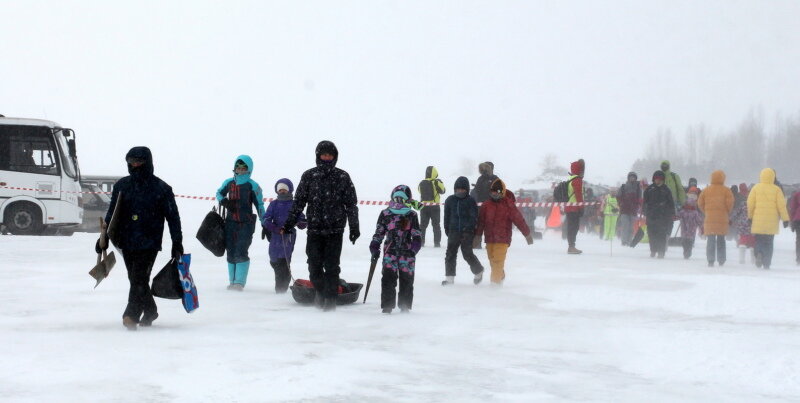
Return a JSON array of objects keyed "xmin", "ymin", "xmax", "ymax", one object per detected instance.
[
  {"xmin": 196, "ymin": 207, "xmax": 225, "ymax": 257},
  {"xmin": 152, "ymin": 259, "xmax": 183, "ymax": 299}
]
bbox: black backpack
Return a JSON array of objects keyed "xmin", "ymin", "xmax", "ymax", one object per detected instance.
[
  {"xmin": 419, "ymin": 179, "xmax": 436, "ymax": 202},
  {"xmin": 553, "ymin": 178, "xmax": 574, "ymax": 202}
]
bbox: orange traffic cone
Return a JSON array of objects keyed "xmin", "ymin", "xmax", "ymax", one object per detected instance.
[{"xmin": 546, "ymin": 206, "xmax": 562, "ymax": 228}]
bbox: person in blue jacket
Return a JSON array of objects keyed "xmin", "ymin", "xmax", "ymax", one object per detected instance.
[
  {"xmin": 262, "ymin": 178, "xmax": 307, "ymax": 293},
  {"xmin": 216, "ymin": 155, "xmax": 265, "ymax": 290}
]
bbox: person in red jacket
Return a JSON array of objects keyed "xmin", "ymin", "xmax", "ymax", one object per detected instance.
[
  {"xmin": 565, "ymin": 159, "xmax": 585, "ymax": 254},
  {"xmin": 474, "ymin": 179, "xmax": 534, "ymax": 285},
  {"xmin": 789, "ymin": 190, "xmax": 800, "ymax": 265}
]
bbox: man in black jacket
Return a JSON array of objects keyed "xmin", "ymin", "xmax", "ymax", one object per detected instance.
[
  {"xmin": 283, "ymin": 141, "xmax": 359, "ymax": 311},
  {"xmin": 643, "ymin": 170, "xmax": 675, "ymax": 259},
  {"xmin": 470, "ymin": 161, "xmax": 498, "ymax": 204},
  {"xmin": 442, "ymin": 176, "xmax": 484, "ymax": 285},
  {"xmin": 97, "ymin": 146, "xmax": 183, "ymax": 330}
]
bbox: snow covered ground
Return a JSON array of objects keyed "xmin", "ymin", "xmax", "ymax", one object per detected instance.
[{"xmin": 2, "ymin": 201, "xmax": 800, "ymax": 402}]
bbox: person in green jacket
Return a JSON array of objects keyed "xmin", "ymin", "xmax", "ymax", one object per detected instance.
[
  {"xmin": 602, "ymin": 191, "xmax": 619, "ymax": 240},
  {"xmin": 660, "ymin": 160, "xmax": 685, "ymax": 244},
  {"xmin": 660, "ymin": 160, "xmax": 686, "ymax": 212},
  {"xmin": 418, "ymin": 166, "xmax": 447, "ymax": 247}
]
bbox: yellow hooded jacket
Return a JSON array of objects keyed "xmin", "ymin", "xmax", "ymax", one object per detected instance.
[{"xmin": 747, "ymin": 168, "xmax": 790, "ymax": 235}]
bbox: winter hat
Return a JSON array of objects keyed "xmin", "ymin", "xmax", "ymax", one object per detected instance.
[
  {"xmin": 315, "ymin": 140, "xmax": 338, "ymax": 166},
  {"xmin": 274, "ymin": 178, "xmax": 294, "ymax": 194},
  {"xmin": 627, "ymin": 171, "xmax": 638, "ymax": 181},
  {"xmin": 652, "ymin": 170, "xmax": 665, "ymax": 182},
  {"xmin": 125, "ymin": 146, "xmax": 154, "ymax": 179},
  {"xmin": 276, "ymin": 183, "xmax": 290, "ymax": 193},
  {"xmin": 570, "ymin": 159, "xmax": 585, "ymax": 176},
  {"xmin": 454, "ymin": 176, "xmax": 470, "ymax": 192},
  {"xmin": 489, "ymin": 178, "xmax": 506, "ymax": 200}
]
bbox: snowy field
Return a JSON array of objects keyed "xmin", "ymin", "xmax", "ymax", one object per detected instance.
[{"xmin": 2, "ymin": 201, "xmax": 800, "ymax": 402}]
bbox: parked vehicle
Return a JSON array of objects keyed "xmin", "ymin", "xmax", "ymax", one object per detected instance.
[
  {"xmin": 77, "ymin": 182, "xmax": 111, "ymax": 232},
  {"xmin": 0, "ymin": 115, "xmax": 82, "ymax": 235},
  {"xmin": 80, "ymin": 175, "xmax": 120, "ymax": 194}
]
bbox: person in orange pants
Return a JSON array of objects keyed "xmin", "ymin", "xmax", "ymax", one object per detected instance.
[{"xmin": 474, "ymin": 178, "xmax": 534, "ymax": 285}]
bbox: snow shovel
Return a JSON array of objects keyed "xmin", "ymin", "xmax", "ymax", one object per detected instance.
[{"xmin": 89, "ymin": 218, "xmax": 116, "ymax": 288}]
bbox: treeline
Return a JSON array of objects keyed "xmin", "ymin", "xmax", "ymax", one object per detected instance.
[{"xmin": 631, "ymin": 108, "xmax": 800, "ymax": 185}]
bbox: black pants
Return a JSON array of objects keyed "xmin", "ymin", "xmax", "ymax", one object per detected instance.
[
  {"xmin": 566, "ymin": 211, "xmax": 582, "ymax": 247},
  {"xmin": 647, "ymin": 217, "xmax": 670, "ymax": 257},
  {"xmin": 444, "ymin": 230, "xmax": 484, "ymax": 276},
  {"xmin": 306, "ymin": 233, "xmax": 343, "ymax": 299},
  {"xmin": 420, "ymin": 205, "xmax": 442, "ymax": 246},
  {"xmin": 380, "ymin": 254, "xmax": 415, "ymax": 310},
  {"xmin": 754, "ymin": 234, "xmax": 775, "ymax": 268},
  {"xmin": 794, "ymin": 222, "xmax": 800, "ymax": 262},
  {"xmin": 706, "ymin": 235, "xmax": 726, "ymax": 264},
  {"xmin": 682, "ymin": 238, "xmax": 695, "ymax": 259},
  {"xmin": 122, "ymin": 249, "xmax": 159, "ymax": 322},
  {"xmin": 270, "ymin": 259, "xmax": 291, "ymax": 293}
]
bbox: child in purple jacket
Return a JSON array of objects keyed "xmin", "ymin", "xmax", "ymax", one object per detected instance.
[
  {"xmin": 262, "ymin": 178, "xmax": 306, "ymax": 293},
  {"xmin": 369, "ymin": 185, "xmax": 422, "ymax": 314}
]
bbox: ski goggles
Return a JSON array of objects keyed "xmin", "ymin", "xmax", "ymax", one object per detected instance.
[{"xmin": 126, "ymin": 157, "xmax": 146, "ymax": 165}]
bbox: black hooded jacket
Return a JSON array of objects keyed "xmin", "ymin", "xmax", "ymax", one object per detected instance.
[
  {"xmin": 444, "ymin": 176, "xmax": 479, "ymax": 233},
  {"xmin": 283, "ymin": 141, "xmax": 359, "ymax": 235},
  {"xmin": 643, "ymin": 171, "xmax": 675, "ymax": 220},
  {"xmin": 104, "ymin": 146, "xmax": 182, "ymax": 251}
]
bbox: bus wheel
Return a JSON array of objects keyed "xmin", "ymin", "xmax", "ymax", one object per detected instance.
[{"xmin": 5, "ymin": 203, "xmax": 44, "ymax": 235}]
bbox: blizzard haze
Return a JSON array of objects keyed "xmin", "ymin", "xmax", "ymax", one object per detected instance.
[{"xmin": 1, "ymin": 1, "xmax": 800, "ymax": 196}]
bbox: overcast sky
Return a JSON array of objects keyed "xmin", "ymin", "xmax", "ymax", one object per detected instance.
[{"xmin": 2, "ymin": 1, "xmax": 799, "ymax": 200}]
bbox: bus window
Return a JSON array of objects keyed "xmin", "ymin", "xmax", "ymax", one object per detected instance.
[{"xmin": 0, "ymin": 126, "xmax": 60, "ymax": 176}]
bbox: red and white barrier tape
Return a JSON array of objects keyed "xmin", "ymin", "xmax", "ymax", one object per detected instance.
[{"xmin": 0, "ymin": 186, "xmax": 600, "ymax": 207}]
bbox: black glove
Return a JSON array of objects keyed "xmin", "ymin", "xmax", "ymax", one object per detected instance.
[
  {"xmin": 349, "ymin": 229, "xmax": 360, "ymax": 244},
  {"xmin": 94, "ymin": 237, "xmax": 108, "ymax": 254},
  {"xmin": 783, "ymin": 221, "xmax": 789, "ymax": 229},
  {"xmin": 220, "ymin": 198, "xmax": 234, "ymax": 209},
  {"xmin": 171, "ymin": 241, "xmax": 184, "ymax": 259},
  {"xmin": 612, "ymin": 208, "xmax": 619, "ymax": 214}
]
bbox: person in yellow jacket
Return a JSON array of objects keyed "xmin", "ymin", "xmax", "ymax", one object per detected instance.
[
  {"xmin": 417, "ymin": 166, "xmax": 447, "ymax": 247},
  {"xmin": 602, "ymin": 191, "xmax": 619, "ymax": 241},
  {"xmin": 697, "ymin": 170, "xmax": 734, "ymax": 267},
  {"xmin": 747, "ymin": 168, "xmax": 790, "ymax": 269}
]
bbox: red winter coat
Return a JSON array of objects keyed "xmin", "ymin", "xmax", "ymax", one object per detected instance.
[
  {"xmin": 565, "ymin": 159, "xmax": 585, "ymax": 213},
  {"xmin": 476, "ymin": 180, "xmax": 531, "ymax": 244},
  {"xmin": 790, "ymin": 191, "xmax": 800, "ymax": 222}
]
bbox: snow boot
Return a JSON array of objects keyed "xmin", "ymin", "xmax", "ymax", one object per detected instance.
[
  {"xmin": 567, "ymin": 247, "xmax": 583, "ymax": 255},
  {"xmin": 473, "ymin": 271, "xmax": 483, "ymax": 285},
  {"xmin": 708, "ymin": 262, "xmax": 714, "ymax": 267},
  {"xmin": 382, "ymin": 308, "xmax": 392, "ymax": 314},
  {"xmin": 755, "ymin": 252, "xmax": 763, "ymax": 268},
  {"xmin": 233, "ymin": 261, "xmax": 250, "ymax": 287},
  {"xmin": 227, "ymin": 262, "xmax": 236, "ymax": 285},
  {"xmin": 140, "ymin": 312, "xmax": 159, "ymax": 327},
  {"xmin": 323, "ymin": 297, "xmax": 337, "ymax": 312},
  {"xmin": 441, "ymin": 276, "xmax": 454, "ymax": 286},
  {"xmin": 122, "ymin": 316, "xmax": 138, "ymax": 331},
  {"xmin": 314, "ymin": 291, "xmax": 324, "ymax": 309}
]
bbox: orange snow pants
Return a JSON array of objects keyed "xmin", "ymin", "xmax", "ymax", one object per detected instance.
[{"xmin": 486, "ymin": 243, "xmax": 510, "ymax": 284}]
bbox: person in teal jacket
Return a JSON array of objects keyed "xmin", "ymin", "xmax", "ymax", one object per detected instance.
[{"xmin": 216, "ymin": 155, "xmax": 265, "ymax": 290}]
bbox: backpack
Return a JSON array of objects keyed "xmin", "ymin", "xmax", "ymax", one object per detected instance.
[
  {"xmin": 553, "ymin": 178, "xmax": 574, "ymax": 203},
  {"xmin": 418, "ymin": 179, "xmax": 436, "ymax": 202}
]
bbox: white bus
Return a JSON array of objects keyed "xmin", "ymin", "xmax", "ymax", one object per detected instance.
[{"xmin": 0, "ymin": 115, "xmax": 82, "ymax": 235}]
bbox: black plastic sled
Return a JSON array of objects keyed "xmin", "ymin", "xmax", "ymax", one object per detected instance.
[{"xmin": 290, "ymin": 280, "xmax": 363, "ymax": 306}]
